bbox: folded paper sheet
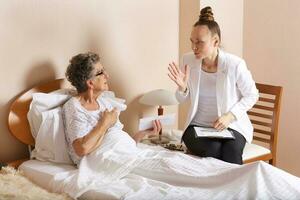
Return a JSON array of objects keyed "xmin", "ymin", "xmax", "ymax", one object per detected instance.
[{"xmin": 138, "ymin": 114, "xmax": 176, "ymax": 131}]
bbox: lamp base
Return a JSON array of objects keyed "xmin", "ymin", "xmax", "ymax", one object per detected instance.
[{"xmin": 148, "ymin": 135, "xmax": 170, "ymax": 144}]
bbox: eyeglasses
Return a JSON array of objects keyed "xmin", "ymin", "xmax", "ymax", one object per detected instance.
[{"xmin": 95, "ymin": 68, "xmax": 106, "ymax": 77}]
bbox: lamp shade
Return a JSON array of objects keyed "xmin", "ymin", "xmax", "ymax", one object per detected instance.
[{"xmin": 139, "ymin": 89, "xmax": 179, "ymax": 106}]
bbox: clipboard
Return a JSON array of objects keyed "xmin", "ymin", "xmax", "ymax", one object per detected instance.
[{"xmin": 193, "ymin": 127, "xmax": 235, "ymax": 139}]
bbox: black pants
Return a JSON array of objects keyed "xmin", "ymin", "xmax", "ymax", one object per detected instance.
[{"xmin": 182, "ymin": 125, "xmax": 246, "ymax": 164}]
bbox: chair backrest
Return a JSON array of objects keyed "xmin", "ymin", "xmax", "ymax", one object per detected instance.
[
  {"xmin": 247, "ymin": 83, "xmax": 283, "ymax": 162},
  {"xmin": 7, "ymin": 79, "xmax": 67, "ymax": 146}
]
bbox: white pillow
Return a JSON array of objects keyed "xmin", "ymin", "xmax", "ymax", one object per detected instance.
[
  {"xmin": 31, "ymin": 107, "xmax": 73, "ymax": 164},
  {"xmin": 27, "ymin": 89, "xmax": 74, "ymax": 138},
  {"xmin": 28, "ymin": 89, "xmax": 73, "ymax": 164}
]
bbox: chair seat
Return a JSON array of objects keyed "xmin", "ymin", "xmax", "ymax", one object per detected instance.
[
  {"xmin": 165, "ymin": 129, "xmax": 272, "ymax": 163},
  {"xmin": 242, "ymin": 143, "xmax": 271, "ymax": 161}
]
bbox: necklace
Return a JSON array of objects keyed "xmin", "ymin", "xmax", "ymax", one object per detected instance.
[
  {"xmin": 202, "ymin": 53, "xmax": 218, "ymax": 73},
  {"xmin": 201, "ymin": 63, "xmax": 217, "ymax": 73}
]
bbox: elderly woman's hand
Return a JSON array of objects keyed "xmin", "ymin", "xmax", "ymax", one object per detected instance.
[
  {"xmin": 143, "ymin": 120, "xmax": 162, "ymax": 137},
  {"xmin": 213, "ymin": 112, "xmax": 236, "ymax": 131},
  {"xmin": 100, "ymin": 108, "xmax": 118, "ymax": 129},
  {"xmin": 133, "ymin": 120, "xmax": 162, "ymax": 143}
]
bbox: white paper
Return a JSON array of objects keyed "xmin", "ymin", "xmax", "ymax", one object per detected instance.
[
  {"xmin": 138, "ymin": 114, "xmax": 176, "ymax": 131},
  {"xmin": 193, "ymin": 127, "xmax": 235, "ymax": 139}
]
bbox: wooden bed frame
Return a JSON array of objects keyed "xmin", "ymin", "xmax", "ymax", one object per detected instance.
[{"xmin": 7, "ymin": 79, "xmax": 68, "ymax": 167}]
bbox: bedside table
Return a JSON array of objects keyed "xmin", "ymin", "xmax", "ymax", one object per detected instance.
[
  {"xmin": 141, "ymin": 129, "xmax": 177, "ymax": 145},
  {"xmin": 141, "ymin": 129, "xmax": 186, "ymax": 152}
]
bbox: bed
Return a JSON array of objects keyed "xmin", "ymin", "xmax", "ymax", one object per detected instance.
[
  {"xmin": 8, "ymin": 79, "xmax": 300, "ymax": 200},
  {"xmin": 18, "ymin": 160, "xmax": 117, "ymax": 200}
]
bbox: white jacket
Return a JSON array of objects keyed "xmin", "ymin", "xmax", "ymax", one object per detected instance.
[{"xmin": 176, "ymin": 50, "xmax": 259, "ymax": 143}]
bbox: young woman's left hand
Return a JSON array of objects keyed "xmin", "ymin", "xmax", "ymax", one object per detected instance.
[
  {"xmin": 213, "ymin": 112, "xmax": 236, "ymax": 131},
  {"xmin": 133, "ymin": 120, "xmax": 162, "ymax": 142}
]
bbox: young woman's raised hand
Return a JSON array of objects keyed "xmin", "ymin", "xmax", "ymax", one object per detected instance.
[{"xmin": 168, "ymin": 62, "xmax": 190, "ymax": 92}]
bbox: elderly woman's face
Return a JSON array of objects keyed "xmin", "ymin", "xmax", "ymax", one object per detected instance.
[{"xmin": 91, "ymin": 62, "xmax": 109, "ymax": 91}]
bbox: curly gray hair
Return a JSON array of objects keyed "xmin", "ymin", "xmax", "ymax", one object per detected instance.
[{"xmin": 65, "ymin": 52, "xmax": 100, "ymax": 93}]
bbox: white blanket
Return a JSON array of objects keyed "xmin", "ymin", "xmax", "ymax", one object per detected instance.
[{"xmin": 49, "ymin": 130, "xmax": 300, "ymax": 200}]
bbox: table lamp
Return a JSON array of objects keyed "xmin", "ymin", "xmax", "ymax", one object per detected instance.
[{"xmin": 139, "ymin": 89, "xmax": 179, "ymax": 144}]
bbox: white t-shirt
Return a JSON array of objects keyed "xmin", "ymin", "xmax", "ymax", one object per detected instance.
[
  {"xmin": 62, "ymin": 95, "xmax": 124, "ymax": 165},
  {"xmin": 191, "ymin": 69, "xmax": 218, "ymax": 127}
]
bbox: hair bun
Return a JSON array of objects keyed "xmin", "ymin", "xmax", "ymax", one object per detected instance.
[{"xmin": 199, "ymin": 6, "xmax": 214, "ymax": 22}]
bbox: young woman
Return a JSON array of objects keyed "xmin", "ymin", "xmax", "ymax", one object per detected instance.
[{"xmin": 168, "ymin": 7, "xmax": 259, "ymax": 164}]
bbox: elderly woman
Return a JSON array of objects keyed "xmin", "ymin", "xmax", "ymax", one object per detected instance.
[{"xmin": 62, "ymin": 52, "xmax": 161, "ymax": 165}]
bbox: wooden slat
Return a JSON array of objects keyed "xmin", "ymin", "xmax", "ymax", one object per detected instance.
[
  {"xmin": 251, "ymin": 119, "xmax": 272, "ymax": 127},
  {"xmin": 248, "ymin": 111, "xmax": 273, "ymax": 119},
  {"xmin": 253, "ymin": 136, "xmax": 271, "ymax": 143},
  {"xmin": 256, "ymin": 83, "xmax": 282, "ymax": 95},
  {"xmin": 253, "ymin": 104, "xmax": 274, "ymax": 111},
  {"xmin": 253, "ymin": 128, "xmax": 272, "ymax": 136},
  {"xmin": 258, "ymin": 97, "xmax": 275, "ymax": 103}
]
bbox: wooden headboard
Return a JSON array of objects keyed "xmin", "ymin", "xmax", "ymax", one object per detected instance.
[{"xmin": 7, "ymin": 79, "xmax": 67, "ymax": 146}]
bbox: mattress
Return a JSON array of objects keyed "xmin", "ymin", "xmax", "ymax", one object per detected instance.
[{"xmin": 19, "ymin": 160, "xmax": 109, "ymax": 200}]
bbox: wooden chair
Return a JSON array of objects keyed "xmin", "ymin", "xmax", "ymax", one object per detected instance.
[{"xmin": 243, "ymin": 83, "xmax": 283, "ymax": 166}]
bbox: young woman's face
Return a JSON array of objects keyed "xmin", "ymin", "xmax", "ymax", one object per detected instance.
[
  {"xmin": 91, "ymin": 62, "xmax": 109, "ymax": 92},
  {"xmin": 190, "ymin": 25, "xmax": 218, "ymax": 59}
]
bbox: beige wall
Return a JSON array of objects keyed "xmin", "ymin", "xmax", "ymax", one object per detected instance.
[
  {"xmin": 200, "ymin": 0, "xmax": 244, "ymax": 56},
  {"xmin": 244, "ymin": 0, "xmax": 300, "ymax": 176},
  {"xmin": 0, "ymin": 0, "xmax": 179, "ymax": 162},
  {"xmin": 178, "ymin": 0, "xmax": 200, "ymax": 129}
]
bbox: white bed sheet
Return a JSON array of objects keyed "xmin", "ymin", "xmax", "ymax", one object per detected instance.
[
  {"xmin": 20, "ymin": 153, "xmax": 300, "ymax": 200},
  {"xmin": 20, "ymin": 159, "xmax": 191, "ymax": 200},
  {"xmin": 19, "ymin": 160, "xmax": 112, "ymax": 200}
]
